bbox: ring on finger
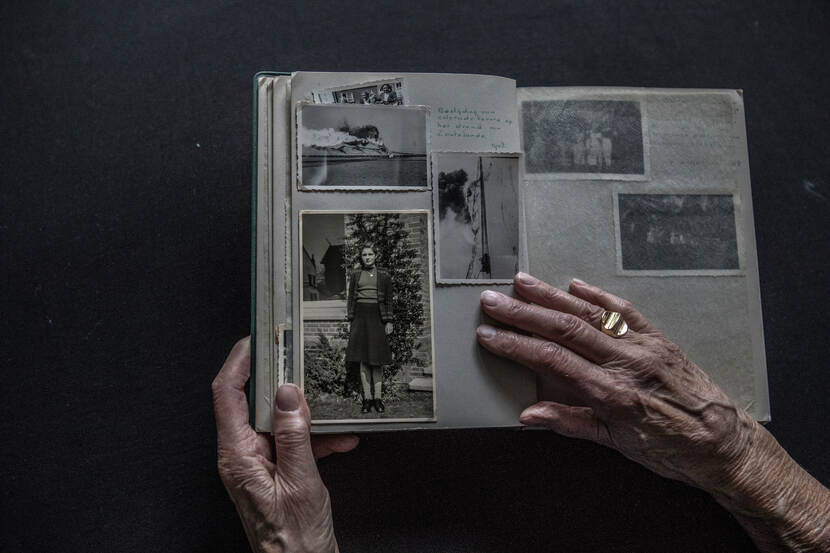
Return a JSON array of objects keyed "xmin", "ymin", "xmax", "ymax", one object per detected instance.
[{"xmin": 600, "ymin": 310, "xmax": 628, "ymax": 338}]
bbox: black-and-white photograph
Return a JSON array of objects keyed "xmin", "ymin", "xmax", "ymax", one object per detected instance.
[
  {"xmin": 522, "ymin": 99, "xmax": 646, "ymax": 177},
  {"xmin": 311, "ymin": 78, "xmax": 407, "ymax": 105},
  {"xmin": 434, "ymin": 154, "xmax": 521, "ymax": 282},
  {"xmin": 300, "ymin": 211, "xmax": 435, "ymax": 423},
  {"xmin": 298, "ymin": 103, "xmax": 428, "ymax": 190},
  {"xmin": 617, "ymin": 193, "xmax": 740, "ymax": 271}
]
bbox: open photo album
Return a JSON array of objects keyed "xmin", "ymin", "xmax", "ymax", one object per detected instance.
[{"xmin": 251, "ymin": 71, "xmax": 768, "ymax": 433}]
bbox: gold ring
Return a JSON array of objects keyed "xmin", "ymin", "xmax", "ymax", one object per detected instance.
[{"xmin": 601, "ymin": 311, "xmax": 628, "ymax": 338}]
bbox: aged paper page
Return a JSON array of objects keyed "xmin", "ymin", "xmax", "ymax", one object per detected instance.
[{"xmin": 518, "ymin": 87, "xmax": 767, "ymax": 420}]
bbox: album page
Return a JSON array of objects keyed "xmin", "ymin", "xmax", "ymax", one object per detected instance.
[
  {"xmin": 286, "ymin": 72, "xmax": 536, "ymax": 432},
  {"xmin": 517, "ymin": 87, "xmax": 768, "ymax": 420}
]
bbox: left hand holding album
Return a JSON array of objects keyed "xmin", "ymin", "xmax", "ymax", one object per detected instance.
[{"xmin": 212, "ymin": 338, "xmax": 358, "ymax": 553}]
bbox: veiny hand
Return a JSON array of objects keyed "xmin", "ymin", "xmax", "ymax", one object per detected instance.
[
  {"xmin": 476, "ymin": 273, "xmax": 757, "ymax": 492},
  {"xmin": 477, "ymin": 274, "xmax": 830, "ymax": 551},
  {"xmin": 212, "ymin": 338, "xmax": 359, "ymax": 553}
]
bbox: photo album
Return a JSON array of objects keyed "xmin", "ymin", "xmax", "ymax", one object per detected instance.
[{"xmin": 251, "ymin": 72, "xmax": 768, "ymax": 433}]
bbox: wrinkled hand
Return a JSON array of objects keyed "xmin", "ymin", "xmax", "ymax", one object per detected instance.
[
  {"xmin": 212, "ymin": 338, "xmax": 359, "ymax": 553},
  {"xmin": 476, "ymin": 273, "xmax": 757, "ymax": 492}
]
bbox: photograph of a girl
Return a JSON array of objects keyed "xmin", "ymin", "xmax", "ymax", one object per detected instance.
[
  {"xmin": 300, "ymin": 211, "xmax": 436, "ymax": 423},
  {"xmin": 346, "ymin": 244, "xmax": 393, "ymax": 414}
]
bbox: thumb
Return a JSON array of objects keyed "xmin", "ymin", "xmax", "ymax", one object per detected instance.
[
  {"xmin": 520, "ymin": 401, "xmax": 611, "ymax": 448},
  {"xmin": 273, "ymin": 384, "xmax": 319, "ymax": 485}
]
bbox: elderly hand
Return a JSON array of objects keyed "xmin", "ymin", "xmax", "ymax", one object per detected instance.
[
  {"xmin": 477, "ymin": 273, "xmax": 756, "ymax": 490},
  {"xmin": 212, "ymin": 338, "xmax": 358, "ymax": 553},
  {"xmin": 477, "ymin": 274, "xmax": 830, "ymax": 552}
]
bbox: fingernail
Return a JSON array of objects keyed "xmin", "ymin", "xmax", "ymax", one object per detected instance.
[
  {"xmin": 477, "ymin": 324, "xmax": 497, "ymax": 339},
  {"xmin": 571, "ymin": 278, "xmax": 586, "ymax": 286},
  {"xmin": 480, "ymin": 290, "xmax": 501, "ymax": 306},
  {"xmin": 516, "ymin": 272, "xmax": 537, "ymax": 285},
  {"xmin": 276, "ymin": 384, "xmax": 300, "ymax": 411}
]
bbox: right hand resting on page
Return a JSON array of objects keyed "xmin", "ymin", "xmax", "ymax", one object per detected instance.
[{"xmin": 476, "ymin": 273, "xmax": 830, "ymax": 552}]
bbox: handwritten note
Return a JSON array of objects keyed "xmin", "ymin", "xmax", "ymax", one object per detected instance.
[{"xmin": 435, "ymin": 106, "xmax": 514, "ymax": 151}]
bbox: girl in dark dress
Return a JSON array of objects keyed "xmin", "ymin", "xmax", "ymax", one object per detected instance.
[{"xmin": 345, "ymin": 244, "xmax": 394, "ymax": 413}]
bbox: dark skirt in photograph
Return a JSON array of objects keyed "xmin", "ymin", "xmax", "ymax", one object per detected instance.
[{"xmin": 346, "ymin": 302, "xmax": 393, "ymax": 365}]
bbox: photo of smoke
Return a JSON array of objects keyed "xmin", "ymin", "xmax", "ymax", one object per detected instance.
[
  {"xmin": 298, "ymin": 103, "xmax": 428, "ymax": 189},
  {"xmin": 434, "ymin": 154, "xmax": 520, "ymax": 282}
]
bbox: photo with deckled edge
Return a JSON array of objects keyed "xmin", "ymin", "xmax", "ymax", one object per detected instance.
[
  {"xmin": 299, "ymin": 210, "xmax": 436, "ymax": 424},
  {"xmin": 615, "ymin": 192, "xmax": 743, "ymax": 275},
  {"xmin": 297, "ymin": 103, "xmax": 429, "ymax": 190},
  {"xmin": 521, "ymin": 99, "xmax": 648, "ymax": 180},
  {"xmin": 433, "ymin": 153, "xmax": 521, "ymax": 284},
  {"xmin": 310, "ymin": 78, "xmax": 409, "ymax": 106}
]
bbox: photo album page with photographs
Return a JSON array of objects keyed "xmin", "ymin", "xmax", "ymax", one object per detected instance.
[{"xmin": 255, "ymin": 75, "xmax": 763, "ymax": 431}]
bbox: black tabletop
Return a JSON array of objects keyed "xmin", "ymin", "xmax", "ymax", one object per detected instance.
[{"xmin": 3, "ymin": 1, "xmax": 829, "ymax": 551}]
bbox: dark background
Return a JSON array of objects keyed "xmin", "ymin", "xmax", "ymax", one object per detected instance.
[{"xmin": 2, "ymin": 1, "xmax": 829, "ymax": 551}]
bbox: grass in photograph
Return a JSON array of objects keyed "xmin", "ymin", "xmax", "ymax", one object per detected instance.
[{"xmin": 308, "ymin": 391, "xmax": 433, "ymax": 420}]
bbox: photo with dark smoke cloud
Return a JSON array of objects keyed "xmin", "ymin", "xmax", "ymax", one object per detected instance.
[
  {"xmin": 299, "ymin": 104, "xmax": 427, "ymax": 188},
  {"xmin": 435, "ymin": 154, "xmax": 519, "ymax": 281}
]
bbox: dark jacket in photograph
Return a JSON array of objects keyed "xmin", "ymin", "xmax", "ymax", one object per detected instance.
[{"xmin": 346, "ymin": 267, "xmax": 393, "ymax": 323}]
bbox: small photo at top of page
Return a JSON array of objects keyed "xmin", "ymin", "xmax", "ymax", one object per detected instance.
[
  {"xmin": 521, "ymin": 99, "xmax": 648, "ymax": 180},
  {"xmin": 310, "ymin": 78, "xmax": 408, "ymax": 106},
  {"xmin": 298, "ymin": 103, "xmax": 429, "ymax": 190}
]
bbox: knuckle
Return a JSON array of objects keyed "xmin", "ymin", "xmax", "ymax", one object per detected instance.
[
  {"xmin": 633, "ymin": 351, "xmax": 661, "ymax": 375},
  {"xmin": 505, "ymin": 298, "xmax": 528, "ymax": 319},
  {"xmin": 556, "ymin": 313, "xmax": 584, "ymax": 343},
  {"xmin": 533, "ymin": 340, "xmax": 566, "ymax": 372},
  {"xmin": 499, "ymin": 331, "xmax": 523, "ymax": 357},
  {"xmin": 541, "ymin": 284, "xmax": 562, "ymax": 305},
  {"xmin": 617, "ymin": 390, "xmax": 641, "ymax": 411},
  {"xmin": 617, "ymin": 298, "xmax": 635, "ymax": 314},
  {"xmin": 274, "ymin": 418, "xmax": 310, "ymax": 444},
  {"xmin": 580, "ymin": 302, "xmax": 603, "ymax": 325}
]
